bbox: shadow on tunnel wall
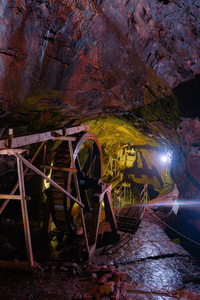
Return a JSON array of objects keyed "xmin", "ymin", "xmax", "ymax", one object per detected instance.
[{"xmin": 123, "ymin": 150, "xmax": 162, "ymax": 200}]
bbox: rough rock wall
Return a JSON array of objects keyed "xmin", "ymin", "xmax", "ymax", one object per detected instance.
[
  {"xmin": 0, "ymin": 0, "xmax": 170, "ymax": 131},
  {"xmin": 99, "ymin": 0, "xmax": 200, "ymax": 87},
  {"xmin": 173, "ymin": 118, "xmax": 200, "ymax": 199}
]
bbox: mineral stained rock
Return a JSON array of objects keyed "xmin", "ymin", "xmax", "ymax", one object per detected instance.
[
  {"xmin": 0, "ymin": 0, "xmax": 170, "ymax": 131},
  {"xmin": 99, "ymin": 0, "xmax": 200, "ymax": 87}
]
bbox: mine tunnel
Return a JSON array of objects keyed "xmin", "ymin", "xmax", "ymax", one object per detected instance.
[{"xmin": 1, "ymin": 0, "xmax": 200, "ymax": 299}]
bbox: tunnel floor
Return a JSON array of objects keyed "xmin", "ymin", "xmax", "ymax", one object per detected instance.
[
  {"xmin": 91, "ymin": 217, "xmax": 200, "ymax": 299},
  {"xmin": 0, "ymin": 215, "xmax": 200, "ymax": 299}
]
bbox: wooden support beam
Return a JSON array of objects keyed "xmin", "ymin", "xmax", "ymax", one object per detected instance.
[
  {"xmin": 0, "ymin": 261, "xmax": 34, "ymax": 271},
  {"xmin": 40, "ymin": 165, "xmax": 77, "ymax": 173},
  {"xmin": 104, "ymin": 189, "xmax": 118, "ymax": 234},
  {"xmin": 0, "ymin": 149, "xmax": 26, "ymax": 155},
  {"xmin": 0, "ymin": 195, "xmax": 31, "ymax": 200},
  {"xmin": 89, "ymin": 200, "xmax": 102, "ymax": 247},
  {"xmin": 0, "ymin": 125, "xmax": 90, "ymax": 149},
  {"xmin": 0, "ymin": 141, "xmax": 45, "ymax": 214},
  {"xmin": 8, "ymin": 129, "xmax": 13, "ymax": 148},
  {"xmin": 89, "ymin": 183, "xmax": 118, "ymax": 257},
  {"xmin": 15, "ymin": 153, "xmax": 84, "ymax": 208},
  {"xmin": 51, "ymin": 132, "xmax": 77, "ymax": 141},
  {"xmin": 53, "ymin": 136, "xmax": 77, "ymax": 141},
  {"xmin": 17, "ymin": 156, "xmax": 34, "ymax": 267},
  {"xmin": 68, "ymin": 140, "xmax": 90, "ymax": 254}
]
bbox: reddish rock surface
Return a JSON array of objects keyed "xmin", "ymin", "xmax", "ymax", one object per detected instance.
[
  {"xmin": 174, "ymin": 117, "xmax": 200, "ymax": 199},
  {"xmin": 0, "ymin": 0, "xmax": 170, "ymax": 131},
  {"xmin": 170, "ymin": 118, "xmax": 200, "ymax": 237},
  {"xmin": 99, "ymin": 0, "xmax": 200, "ymax": 87}
]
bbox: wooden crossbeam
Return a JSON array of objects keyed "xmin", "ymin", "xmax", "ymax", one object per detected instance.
[
  {"xmin": 0, "ymin": 149, "xmax": 26, "ymax": 155},
  {"xmin": 51, "ymin": 132, "xmax": 77, "ymax": 141},
  {"xmin": 40, "ymin": 165, "xmax": 77, "ymax": 173},
  {"xmin": 0, "ymin": 125, "xmax": 90, "ymax": 149},
  {"xmin": 0, "ymin": 195, "xmax": 31, "ymax": 201}
]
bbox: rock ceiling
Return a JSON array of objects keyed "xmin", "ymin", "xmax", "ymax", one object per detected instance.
[{"xmin": 0, "ymin": 0, "xmax": 200, "ymax": 200}]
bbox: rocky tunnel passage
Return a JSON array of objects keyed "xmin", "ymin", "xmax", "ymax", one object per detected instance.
[{"xmin": 0, "ymin": 0, "xmax": 200, "ymax": 298}]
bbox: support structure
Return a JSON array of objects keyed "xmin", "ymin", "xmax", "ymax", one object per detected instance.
[
  {"xmin": 89, "ymin": 183, "xmax": 118, "ymax": 256},
  {"xmin": 0, "ymin": 149, "xmax": 34, "ymax": 270},
  {"xmin": 0, "ymin": 125, "xmax": 118, "ymax": 269},
  {"xmin": 0, "ymin": 126, "xmax": 88, "ymax": 270}
]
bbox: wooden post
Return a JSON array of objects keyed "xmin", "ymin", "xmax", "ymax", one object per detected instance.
[
  {"xmin": 68, "ymin": 140, "xmax": 90, "ymax": 254},
  {"xmin": 17, "ymin": 156, "xmax": 34, "ymax": 267},
  {"xmin": 8, "ymin": 129, "xmax": 13, "ymax": 148},
  {"xmin": 89, "ymin": 199, "xmax": 102, "ymax": 247},
  {"xmin": 42, "ymin": 142, "xmax": 47, "ymax": 193},
  {"xmin": 89, "ymin": 184, "xmax": 118, "ymax": 256},
  {"xmin": 104, "ymin": 189, "xmax": 118, "ymax": 235}
]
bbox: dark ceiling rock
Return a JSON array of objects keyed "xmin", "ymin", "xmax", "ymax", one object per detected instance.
[
  {"xmin": 0, "ymin": 0, "xmax": 170, "ymax": 132},
  {"xmin": 99, "ymin": 0, "xmax": 200, "ymax": 87}
]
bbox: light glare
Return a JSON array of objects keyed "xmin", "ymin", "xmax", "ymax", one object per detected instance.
[{"xmin": 161, "ymin": 155, "xmax": 168, "ymax": 163}]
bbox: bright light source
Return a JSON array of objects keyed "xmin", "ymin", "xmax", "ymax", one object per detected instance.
[
  {"xmin": 161, "ymin": 155, "xmax": 168, "ymax": 163},
  {"xmin": 160, "ymin": 150, "xmax": 173, "ymax": 164}
]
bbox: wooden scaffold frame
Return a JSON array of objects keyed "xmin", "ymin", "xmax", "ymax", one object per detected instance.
[{"xmin": 0, "ymin": 125, "xmax": 118, "ymax": 270}]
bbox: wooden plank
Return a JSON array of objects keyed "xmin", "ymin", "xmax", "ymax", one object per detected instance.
[
  {"xmin": 52, "ymin": 135, "xmax": 77, "ymax": 141},
  {"xmin": 40, "ymin": 165, "xmax": 77, "ymax": 173},
  {"xmin": 0, "ymin": 195, "xmax": 30, "ymax": 201},
  {"xmin": 126, "ymin": 207, "xmax": 139, "ymax": 218},
  {"xmin": 0, "ymin": 149, "xmax": 26, "ymax": 155},
  {"xmin": 0, "ymin": 261, "xmax": 34, "ymax": 271},
  {"xmin": 0, "ymin": 125, "xmax": 90, "ymax": 149},
  {"xmin": 116, "ymin": 207, "xmax": 130, "ymax": 217},
  {"xmin": 89, "ymin": 244, "xmax": 96, "ymax": 258}
]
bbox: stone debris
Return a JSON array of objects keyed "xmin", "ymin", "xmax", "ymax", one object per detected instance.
[{"xmin": 83, "ymin": 263, "xmax": 127, "ymax": 299}]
